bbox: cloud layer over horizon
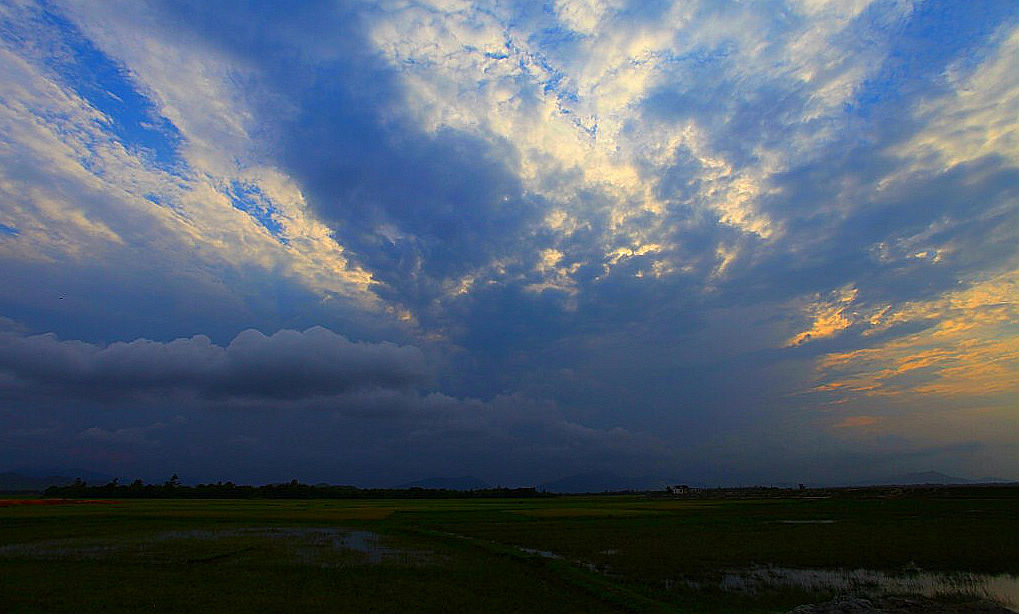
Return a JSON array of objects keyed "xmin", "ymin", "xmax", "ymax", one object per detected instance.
[{"xmin": 1, "ymin": 0, "xmax": 1016, "ymax": 486}]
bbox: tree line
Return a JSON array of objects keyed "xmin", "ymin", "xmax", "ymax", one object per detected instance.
[{"xmin": 44, "ymin": 476, "xmax": 548, "ymax": 499}]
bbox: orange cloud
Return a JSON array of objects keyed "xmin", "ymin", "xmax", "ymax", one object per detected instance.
[
  {"xmin": 808, "ymin": 270, "xmax": 1019, "ymax": 400},
  {"xmin": 786, "ymin": 285, "xmax": 858, "ymax": 346}
]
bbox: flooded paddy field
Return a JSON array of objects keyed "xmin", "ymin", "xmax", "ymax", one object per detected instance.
[{"xmin": 1, "ymin": 488, "xmax": 1017, "ymax": 612}]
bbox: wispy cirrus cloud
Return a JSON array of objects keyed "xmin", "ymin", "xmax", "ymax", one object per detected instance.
[{"xmin": 0, "ymin": 1, "xmax": 382, "ymax": 339}]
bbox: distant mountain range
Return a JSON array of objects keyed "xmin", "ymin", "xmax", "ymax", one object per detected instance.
[
  {"xmin": 1, "ymin": 468, "xmax": 119, "ymax": 492},
  {"xmin": 4, "ymin": 468, "xmax": 1012, "ymax": 494},
  {"xmin": 535, "ymin": 470, "xmax": 1017, "ymax": 493},
  {"xmin": 12, "ymin": 467, "xmax": 115, "ymax": 482},
  {"xmin": 0, "ymin": 472, "xmax": 76, "ymax": 492},
  {"xmin": 859, "ymin": 471, "xmax": 1013, "ymax": 486},
  {"xmin": 394, "ymin": 476, "xmax": 491, "ymax": 490},
  {"xmin": 537, "ymin": 472, "xmax": 670, "ymax": 493}
]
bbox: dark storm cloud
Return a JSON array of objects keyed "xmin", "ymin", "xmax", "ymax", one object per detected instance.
[
  {"xmin": 129, "ymin": 0, "xmax": 544, "ymax": 310},
  {"xmin": 288, "ymin": 125, "xmax": 540, "ymax": 306},
  {"xmin": 0, "ymin": 0, "xmax": 402, "ymax": 346},
  {"xmin": 0, "ymin": 337, "xmax": 670, "ymax": 486},
  {"xmin": 0, "ymin": 327, "xmax": 427, "ymax": 401}
]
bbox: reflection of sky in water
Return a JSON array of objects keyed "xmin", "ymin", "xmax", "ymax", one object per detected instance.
[
  {"xmin": 0, "ymin": 527, "xmax": 416, "ymax": 567},
  {"xmin": 340, "ymin": 530, "xmax": 402, "ymax": 564},
  {"xmin": 720, "ymin": 567, "xmax": 1018, "ymax": 610}
]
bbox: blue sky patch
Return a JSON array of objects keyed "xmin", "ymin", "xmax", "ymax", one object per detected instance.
[
  {"xmin": 34, "ymin": 2, "xmax": 183, "ymax": 173},
  {"xmin": 227, "ymin": 181, "xmax": 288, "ymax": 242}
]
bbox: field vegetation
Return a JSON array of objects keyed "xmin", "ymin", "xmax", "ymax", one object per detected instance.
[{"xmin": 2, "ymin": 486, "xmax": 1017, "ymax": 612}]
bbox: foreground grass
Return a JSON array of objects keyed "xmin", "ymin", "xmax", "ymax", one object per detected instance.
[{"xmin": 1, "ymin": 489, "xmax": 1016, "ymax": 612}]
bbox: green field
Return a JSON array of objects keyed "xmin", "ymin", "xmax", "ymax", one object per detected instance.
[{"xmin": 2, "ymin": 489, "xmax": 1017, "ymax": 612}]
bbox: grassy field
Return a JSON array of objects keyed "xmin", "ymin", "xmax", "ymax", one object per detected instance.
[{"xmin": 1, "ymin": 488, "xmax": 1017, "ymax": 612}]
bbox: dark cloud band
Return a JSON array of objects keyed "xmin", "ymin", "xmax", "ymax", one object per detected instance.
[{"xmin": 0, "ymin": 327, "xmax": 428, "ymax": 400}]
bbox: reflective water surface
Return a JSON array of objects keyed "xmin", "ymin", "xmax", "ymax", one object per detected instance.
[
  {"xmin": 0, "ymin": 526, "xmax": 426, "ymax": 567},
  {"xmin": 719, "ymin": 566, "xmax": 1018, "ymax": 611}
]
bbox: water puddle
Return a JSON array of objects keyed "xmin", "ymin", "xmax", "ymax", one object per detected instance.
[
  {"xmin": 518, "ymin": 546, "xmax": 563, "ymax": 560},
  {"xmin": 340, "ymin": 530, "xmax": 405, "ymax": 563},
  {"xmin": 158, "ymin": 527, "xmax": 420, "ymax": 565},
  {"xmin": 514, "ymin": 544, "xmax": 607, "ymax": 574},
  {"xmin": 719, "ymin": 566, "xmax": 1019, "ymax": 611},
  {"xmin": 0, "ymin": 539, "xmax": 124, "ymax": 559}
]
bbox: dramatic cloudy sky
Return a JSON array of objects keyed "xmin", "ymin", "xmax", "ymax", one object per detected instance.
[{"xmin": 1, "ymin": 0, "xmax": 1016, "ymax": 486}]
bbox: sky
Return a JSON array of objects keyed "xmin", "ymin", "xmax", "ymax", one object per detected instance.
[{"xmin": 0, "ymin": 0, "xmax": 1016, "ymax": 487}]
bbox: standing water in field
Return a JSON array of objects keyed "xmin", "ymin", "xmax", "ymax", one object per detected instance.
[
  {"xmin": 0, "ymin": 527, "xmax": 425, "ymax": 567},
  {"xmin": 717, "ymin": 567, "xmax": 1019, "ymax": 611},
  {"xmin": 339, "ymin": 530, "xmax": 403, "ymax": 563}
]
